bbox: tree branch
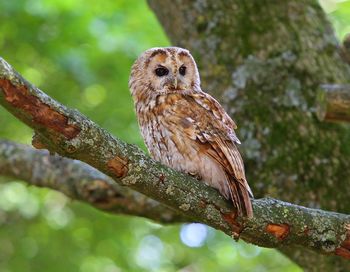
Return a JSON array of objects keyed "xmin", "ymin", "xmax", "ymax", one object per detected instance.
[
  {"xmin": 0, "ymin": 139, "xmax": 186, "ymax": 223},
  {"xmin": 1, "ymin": 57, "xmax": 350, "ymax": 259},
  {"xmin": 316, "ymin": 84, "xmax": 350, "ymax": 123}
]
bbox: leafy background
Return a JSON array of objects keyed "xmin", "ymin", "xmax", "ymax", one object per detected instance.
[{"xmin": 0, "ymin": 0, "xmax": 349, "ymax": 271}]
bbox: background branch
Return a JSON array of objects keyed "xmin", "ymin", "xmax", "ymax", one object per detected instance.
[
  {"xmin": 0, "ymin": 139, "xmax": 185, "ymax": 223},
  {"xmin": 1, "ymin": 57, "xmax": 350, "ymax": 259}
]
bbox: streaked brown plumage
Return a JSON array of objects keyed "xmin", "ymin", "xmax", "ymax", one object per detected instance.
[{"xmin": 129, "ymin": 47, "xmax": 253, "ymax": 217}]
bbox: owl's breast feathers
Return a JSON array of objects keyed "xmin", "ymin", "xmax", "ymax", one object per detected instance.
[{"xmin": 137, "ymin": 91, "xmax": 253, "ymax": 217}]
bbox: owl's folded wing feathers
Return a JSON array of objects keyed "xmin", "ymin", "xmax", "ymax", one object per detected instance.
[{"xmin": 180, "ymin": 91, "xmax": 253, "ymax": 217}]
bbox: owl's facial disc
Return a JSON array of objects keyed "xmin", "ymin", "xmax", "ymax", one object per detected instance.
[{"xmin": 145, "ymin": 48, "xmax": 198, "ymax": 92}]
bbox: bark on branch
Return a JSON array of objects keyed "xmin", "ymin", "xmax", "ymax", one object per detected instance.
[
  {"xmin": 1, "ymin": 57, "xmax": 350, "ymax": 259},
  {"xmin": 0, "ymin": 140, "xmax": 185, "ymax": 223},
  {"xmin": 317, "ymin": 84, "xmax": 350, "ymax": 123}
]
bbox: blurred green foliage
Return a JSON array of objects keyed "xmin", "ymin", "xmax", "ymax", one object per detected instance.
[{"xmin": 0, "ymin": 0, "xmax": 348, "ymax": 271}]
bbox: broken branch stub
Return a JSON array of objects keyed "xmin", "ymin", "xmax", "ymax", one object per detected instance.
[{"xmin": 316, "ymin": 84, "xmax": 350, "ymax": 123}]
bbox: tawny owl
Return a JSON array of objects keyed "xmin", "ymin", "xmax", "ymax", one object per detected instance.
[{"xmin": 129, "ymin": 47, "xmax": 253, "ymax": 217}]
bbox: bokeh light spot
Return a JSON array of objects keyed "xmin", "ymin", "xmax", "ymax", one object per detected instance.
[
  {"xmin": 22, "ymin": 67, "xmax": 43, "ymax": 86},
  {"xmin": 83, "ymin": 84, "xmax": 107, "ymax": 107},
  {"xmin": 135, "ymin": 235, "xmax": 164, "ymax": 270},
  {"xmin": 180, "ymin": 223, "xmax": 208, "ymax": 248}
]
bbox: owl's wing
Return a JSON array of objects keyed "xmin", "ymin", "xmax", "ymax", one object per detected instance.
[
  {"xmin": 180, "ymin": 91, "xmax": 253, "ymax": 217},
  {"xmin": 189, "ymin": 92, "xmax": 241, "ymax": 144}
]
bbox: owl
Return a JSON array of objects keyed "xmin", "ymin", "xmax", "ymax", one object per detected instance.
[{"xmin": 129, "ymin": 47, "xmax": 253, "ymax": 217}]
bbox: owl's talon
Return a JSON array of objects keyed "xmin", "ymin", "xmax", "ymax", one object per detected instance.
[
  {"xmin": 232, "ymin": 231, "xmax": 240, "ymax": 241},
  {"xmin": 188, "ymin": 172, "xmax": 202, "ymax": 181}
]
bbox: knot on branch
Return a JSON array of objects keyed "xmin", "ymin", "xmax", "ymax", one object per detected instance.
[
  {"xmin": 81, "ymin": 179, "xmax": 124, "ymax": 209},
  {"xmin": 266, "ymin": 223, "xmax": 290, "ymax": 241},
  {"xmin": 107, "ymin": 156, "xmax": 129, "ymax": 178},
  {"xmin": 335, "ymin": 224, "xmax": 350, "ymax": 260}
]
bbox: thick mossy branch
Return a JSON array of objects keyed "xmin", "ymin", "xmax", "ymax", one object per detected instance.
[
  {"xmin": 317, "ymin": 84, "xmax": 350, "ymax": 123},
  {"xmin": 1, "ymin": 58, "xmax": 350, "ymax": 259},
  {"xmin": 0, "ymin": 140, "xmax": 185, "ymax": 223}
]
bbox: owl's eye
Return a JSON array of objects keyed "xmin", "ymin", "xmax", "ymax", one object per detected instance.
[
  {"xmin": 155, "ymin": 67, "xmax": 169, "ymax": 77},
  {"xmin": 179, "ymin": 65, "xmax": 186, "ymax": 76}
]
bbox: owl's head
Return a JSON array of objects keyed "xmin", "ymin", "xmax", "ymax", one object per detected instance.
[{"xmin": 129, "ymin": 47, "xmax": 201, "ymax": 97}]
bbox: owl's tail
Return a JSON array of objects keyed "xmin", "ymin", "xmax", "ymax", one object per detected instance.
[{"xmin": 227, "ymin": 177, "xmax": 253, "ymax": 218}]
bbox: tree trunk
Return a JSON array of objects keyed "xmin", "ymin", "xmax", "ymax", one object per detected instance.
[{"xmin": 148, "ymin": 0, "xmax": 350, "ymax": 270}]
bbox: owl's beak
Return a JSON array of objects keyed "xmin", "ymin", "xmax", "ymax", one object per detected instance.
[{"xmin": 173, "ymin": 77, "xmax": 178, "ymax": 89}]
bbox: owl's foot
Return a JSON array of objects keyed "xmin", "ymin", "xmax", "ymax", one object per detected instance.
[
  {"xmin": 232, "ymin": 231, "xmax": 240, "ymax": 241},
  {"xmin": 188, "ymin": 172, "xmax": 202, "ymax": 181}
]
